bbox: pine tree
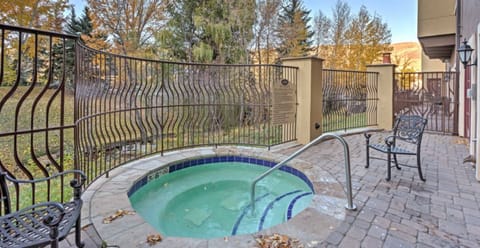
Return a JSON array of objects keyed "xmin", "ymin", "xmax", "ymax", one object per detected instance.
[
  {"xmin": 157, "ymin": 0, "xmax": 200, "ymax": 61},
  {"xmin": 276, "ymin": 0, "xmax": 313, "ymax": 58},
  {"xmin": 52, "ymin": 7, "xmax": 108, "ymax": 90},
  {"xmin": 65, "ymin": 7, "xmax": 93, "ymax": 39},
  {"xmin": 159, "ymin": 0, "xmax": 255, "ymax": 64}
]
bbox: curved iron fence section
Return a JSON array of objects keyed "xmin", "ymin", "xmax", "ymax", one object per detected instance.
[
  {"xmin": 75, "ymin": 44, "xmax": 297, "ymax": 184},
  {"xmin": 394, "ymin": 72, "xmax": 458, "ymax": 134},
  {"xmin": 0, "ymin": 24, "xmax": 77, "ymax": 213},
  {"xmin": 322, "ymin": 69, "xmax": 378, "ymax": 132}
]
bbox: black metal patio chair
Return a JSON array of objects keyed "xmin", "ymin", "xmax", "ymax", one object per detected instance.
[
  {"xmin": 0, "ymin": 170, "xmax": 86, "ymax": 248},
  {"xmin": 364, "ymin": 115, "xmax": 428, "ymax": 181}
]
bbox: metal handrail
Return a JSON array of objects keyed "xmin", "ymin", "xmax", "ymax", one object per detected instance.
[{"xmin": 250, "ymin": 133, "xmax": 357, "ymax": 213}]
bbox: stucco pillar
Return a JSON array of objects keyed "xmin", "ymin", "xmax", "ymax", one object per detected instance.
[
  {"xmin": 281, "ymin": 56, "xmax": 323, "ymax": 144},
  {"xmin": 367, "ymin": 64, "xmax": 396, "ymax": 130}
]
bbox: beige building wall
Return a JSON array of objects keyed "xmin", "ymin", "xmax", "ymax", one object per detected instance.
[
  {"xmin": 418, "ymin": 0, "xmax": 456, "ymax": 38},
  {"xmin": 417, "ymin": 0, "xmax": 456, "ymax": 61},
  {"xmin": 420, "ymin": 53, "xmax": 446, "ymax": 71},
  {"xmin": 417, "ymin": 0, "xmax": 456, "ymax": 37}
]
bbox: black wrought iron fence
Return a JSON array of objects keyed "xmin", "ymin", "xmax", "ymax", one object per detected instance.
[
  {"xmin": 0, "ymin": 24, "xmax": 77, "ymax": 213},
  {"xmin": 394, "ymin": 72, "xmax": 458, "ymax": 134},
  {"xmin": 75, "ymin": 45, "xmax": 297, "ymax": 184},
  {"xmin": 0, "ymin": 23, "xmax": 297, "ymax": 209},
  {"xmin": 322, "ymin": 69, "xmax": 378, "ymax": 132}
]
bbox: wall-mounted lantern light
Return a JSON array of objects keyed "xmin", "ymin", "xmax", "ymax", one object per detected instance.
[{"xmin": 457, "ymin": 39, "xmax": 477, "ymax": 68}]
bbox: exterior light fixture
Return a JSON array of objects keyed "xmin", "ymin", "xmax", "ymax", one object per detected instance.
[{"xmin": 457, "ymin": 39, "xmax": 477, "ymax": 68}]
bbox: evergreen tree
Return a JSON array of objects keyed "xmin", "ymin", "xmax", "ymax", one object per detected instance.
[
  {"xmin": 53, "ymin": 7, "xmax": 108, "ymax": 90},
  {"xmin": 276, "ymin": 0, "xmax": 313, "ymax": 58},
  {"xmin": 159, "ymin": 0, "xmax": 255, "ymax": 64},
  {"xmin": 66, "ymin": 7, "xmax": 93, "ymax": 39},
  {"xmin": 157, "ymin": 0, "xmax": 200, "ymax": 61}
]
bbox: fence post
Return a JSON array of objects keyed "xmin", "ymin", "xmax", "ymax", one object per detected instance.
[
  {"xmin": 367, "ymin": 64, "xmax": 396, "ymax": 130},
  {"xmin": 281, "ymin": 56, "xmax": 324, "ymax": 144}
]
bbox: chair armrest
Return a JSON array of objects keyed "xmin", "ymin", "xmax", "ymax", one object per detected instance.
[
  {"xmin": 364, "ymin": 132, "xmax": 372, "ymax": 139},
  {"xmin": 384, "ymin": 135, "xmax": 396, "ymax": 146},
  {"xmin": 3, "ymin": 170, "xmax": 86, "ymax": 187},
  {"xmin": 2, "ymin": 170, "xmax": 86, "ymax": 200},
  {"xmin": 385, "ymin": 135, "xmax": 414, "ymax": 145}
]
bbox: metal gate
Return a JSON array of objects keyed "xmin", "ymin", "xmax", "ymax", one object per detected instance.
[
  {"xmin": 322, "ymin": 69, "xmax": 378, "ymax": 132},
  {"xmin": 394, "ymin": 72, "xmax": 458, "ymax": 134}
]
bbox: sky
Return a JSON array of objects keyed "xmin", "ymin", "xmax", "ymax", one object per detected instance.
[
  {"xmin": 69, "ymin": 0, "xmax": 418, "ymax": 43},
  {"xmin": 304, "ymin": 0, "xmax": 418, "ymax": 43}
]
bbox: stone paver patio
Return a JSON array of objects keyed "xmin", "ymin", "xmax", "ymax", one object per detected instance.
[
  {"xmin": 60, "ymin": 132, "xmax": 480, "ymax": 247},
  {"xmin": 280, "ymin": 132, "xmax": 479, "ymax": 248}
]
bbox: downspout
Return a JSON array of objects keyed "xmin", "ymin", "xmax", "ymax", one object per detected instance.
[{"xmin": 455, "ymin": 0, "xmax": 461, "ymax": 135}]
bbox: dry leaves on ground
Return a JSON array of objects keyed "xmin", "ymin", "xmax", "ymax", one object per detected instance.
[
  {"xmin": 146, "ymin": 234, "xmax": 163, "ymax": 246},
  {"xmin": 102, "ymin": 209, "xmax": 136, "ymax": 224},
  {"xmin": 454, "ymin": 137, "xmax": 469, "ymax": 146},
  {"xmin": 255, "ymin": 233, "xmax": 304, "ymax": 248}
]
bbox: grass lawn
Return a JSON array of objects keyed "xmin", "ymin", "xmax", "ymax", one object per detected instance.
[
  {"xmin": 0, "ymin": 86, "xmax": 75, "ymax": 209},
  {"xmin": 323, "ymin": 112, "xmax": 370, "ymax": 132}
]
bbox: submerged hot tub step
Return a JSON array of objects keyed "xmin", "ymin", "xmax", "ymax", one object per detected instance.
[{"xmin": 231, "ymin": 193, "xmax": 270, "ymax": 236}]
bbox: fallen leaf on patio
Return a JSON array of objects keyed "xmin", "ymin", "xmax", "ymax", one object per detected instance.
[
  {"xmin": 254, "ymin": 233, "xmax": 303, "ymax": 248},
  {"xmin": 146, "ymin": 234, "xmax": 162, "ymax": 245},
  {"xmin": 102, "ymin": 209, "xmax": 136, "ymax": 224},
  {"xmin": 453, "ymin": 138, "xmax": 469, "ymax": 146}
]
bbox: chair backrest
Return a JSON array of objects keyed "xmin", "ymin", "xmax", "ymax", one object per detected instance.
[{"xmin": 393, "ymin": 115, "xmax": 428, "ymax": 144}]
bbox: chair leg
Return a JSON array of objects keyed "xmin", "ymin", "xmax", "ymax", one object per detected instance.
[
  {"xmin": 386, "ymin": 151, "xmax": 391, "ymax": 181},
  {"xmin": 75, "ymin": 216, "xmax": 84, "ymax": 248},
  {"xmin": 365, "ymin": 146, "xmax": 370, "ymax": 168},
  {"xmin": 51, "ymin": 240, "xmax": 59, "ymax": 248},
  {"xmin": 365, "ymin": 136, "xmax": 370, "ymax": 168},
  {"xmin": 393, "ymin": 154, "xmax": 401, "ymax": 170},
  {"xmin": 48, "ymin": 220, "xmax": 60, "ymax": 248},
  {"xmin": 417, "ymin": 154, "xmax": 426, "ymax": 181}
]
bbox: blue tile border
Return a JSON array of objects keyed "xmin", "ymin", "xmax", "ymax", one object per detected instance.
[
  {"xmin": 128, "ymin": 155, "xmax": 315, "ymax": 197},
  {"xmin": 257, "ymin": 190, "xmax": 302, "ymax": 231},
  {"xmin": 286, "ymin": 192, "xmax": 313, "ymax": 220}
]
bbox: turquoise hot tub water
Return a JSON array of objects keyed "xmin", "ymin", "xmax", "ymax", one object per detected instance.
[{"xmin": 128, "ymin": 156, "xmax": 314, "ymax": 239}]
